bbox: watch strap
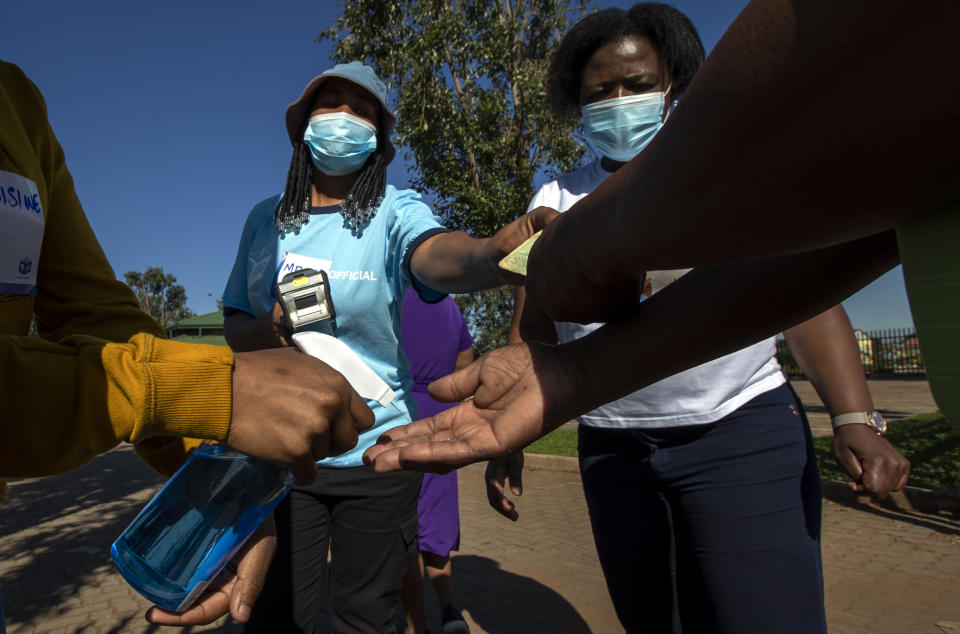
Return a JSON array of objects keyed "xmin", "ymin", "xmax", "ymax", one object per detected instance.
[{"xmin": 831, "ymin": 410, "xmax": 886, "ymax": 434}]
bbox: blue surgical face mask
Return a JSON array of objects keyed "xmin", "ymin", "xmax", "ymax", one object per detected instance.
[
  {"xmin": 303, "ymin": 112, "xmax": 378, "ymax": 176},
  {"xmin": 581, "ymin": 91, "xmax": 669, "ymax": 163}
]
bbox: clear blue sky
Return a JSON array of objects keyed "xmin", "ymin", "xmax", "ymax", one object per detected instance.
[{"xmin": 3, "ymin": 0, "xmax": 914, "ymax": 331}]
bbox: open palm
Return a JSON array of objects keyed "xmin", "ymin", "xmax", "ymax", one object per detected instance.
[{"xmin": 364, "ymin": 342, "xmax": 577, "ymax": 473}]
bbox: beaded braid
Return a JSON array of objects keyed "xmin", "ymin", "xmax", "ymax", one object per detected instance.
[
  {"xmin": 275, "ymin": 128, "xmax": 313, "ymax": 234},
  {"xmin": 275, "ymin": 123, "xmax": 387, "ymax": 236},
  {"xmin": 339, "ymin": 151, "xmax": 386, "ymax": 233}
]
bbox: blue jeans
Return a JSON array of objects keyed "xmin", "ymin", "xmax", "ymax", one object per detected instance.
[
  {"xmin": 578, "ymin": 383, "xmax": 825, "ymax": 634},
  {"xmin": 0, "ymin": 589, "xmax": 5, "ymax": 634}
]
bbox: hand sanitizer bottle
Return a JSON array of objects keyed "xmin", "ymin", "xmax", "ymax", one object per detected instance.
[
  {"xmin": 111, "ymin": 331, "xmax": 396, "ymax": 612},
  {"xmin": 111, "ymin": 443, "xmax": 293, "ymax": 611}
]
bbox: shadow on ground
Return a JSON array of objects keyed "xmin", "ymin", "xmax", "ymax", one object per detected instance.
[
  {"xmin": 821, "ymin": 485, "xmax": 960, "ymax": 537},
  {"xmin": 0, "ymin": 447, "xmax": 164, "ymax": 629},
  {"xmin": 451, "ymin": 554, "xmax": 592, "ymax": 633}
]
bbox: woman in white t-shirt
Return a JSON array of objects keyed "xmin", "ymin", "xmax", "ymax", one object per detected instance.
[{"xmin": 485, "ymin": 5, "xmax": 909, "ymax": 633}]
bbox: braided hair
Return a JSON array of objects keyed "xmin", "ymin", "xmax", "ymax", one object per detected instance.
[
  {"xmin": 548, "ymin": 3, "xmax": 705, "ymax": 118},
  {"xmin": 275, "ymin": 121, "xmax": 387, "ymax": 236}
]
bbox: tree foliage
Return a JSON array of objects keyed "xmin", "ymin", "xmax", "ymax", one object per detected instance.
[
  {"xmin": 123, "ymin": 266, "xmax": 195, "ymax": 330},
  {"xmin": 319, "ymin": 0, "xmax": 587, "ymax": 353}
]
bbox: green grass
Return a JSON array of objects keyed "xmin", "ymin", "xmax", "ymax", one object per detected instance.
[
  {"xmin": 526, "ymin": 414, "xmax": 960, "ymax": 491},
  {"xmin": 526, "ymin": 427, "xmax": 579, "ymax": 457},
  {"xmin": 813, "ymin": 412, "xmax": 960, "ymax": 491}
]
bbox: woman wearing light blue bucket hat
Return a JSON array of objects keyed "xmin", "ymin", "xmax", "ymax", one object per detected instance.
[{"xmin": 220, "ymin": 61, "xmax": 543, "ymax": 633}]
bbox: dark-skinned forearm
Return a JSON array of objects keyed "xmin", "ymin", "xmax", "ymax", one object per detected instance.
[
  {"xmin": 409, "ymin": 232, "xmax": 499, "ymax": 293},
  {"xmin": 507, "ymin": 286, "xmax": 525, "ymax": 346},
  {"xmin": 558, "ymin": 232, "xmax": 899, "ymax": 420},
  {"xmin": 554, "ymin": 0, "xmax": 959, "ymax": 284},
  {"xmin": 513, "ymin": 286, "xmax": 558, "ymax": 345},
  {"xmin": 783, "ymin": 305, "xmax": 874, "ymax": 416}
]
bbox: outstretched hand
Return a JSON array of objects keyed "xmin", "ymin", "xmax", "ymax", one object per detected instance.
[
  {"xmin": 145, "ymin": 513, "xmax": 276, "ymax": 625},
  {"xmin": 486, "ymin": 206, "xmax": 561, "ymax": 286},
  {"xmin": 832, "ymin": 424, "xmax": 910, "ymax": 498},
  {"xmin": 363, "ymin": 342, "xmax": 577, "ymax": 473}
]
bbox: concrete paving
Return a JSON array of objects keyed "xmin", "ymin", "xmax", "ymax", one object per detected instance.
[
  {"xmin": 0, "ymin": 379, "xmax": 956, "ymax": 634},
  {"xmin": 790, "ymin": 377, "xmax": 939, "ymax": 437}
]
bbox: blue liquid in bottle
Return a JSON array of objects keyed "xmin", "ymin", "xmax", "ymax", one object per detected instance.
[{"xmin": 111, "ymin": 443, "xmax": 293, "ymax": 611}]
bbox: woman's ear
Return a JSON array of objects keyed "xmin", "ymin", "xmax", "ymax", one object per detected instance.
[{"xmin": 662, "ymin": 82, "xmax": 676, "ymax": 122}]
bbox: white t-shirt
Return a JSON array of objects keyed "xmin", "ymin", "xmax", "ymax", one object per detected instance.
[{"xmin": 528, "ymin": 160, "xmax": 786, "ymax": 429}]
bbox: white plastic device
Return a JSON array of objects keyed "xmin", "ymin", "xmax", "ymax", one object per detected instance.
[{"xmin": 291, "ymin": 331, "xmax": 396, "ymax": 408}]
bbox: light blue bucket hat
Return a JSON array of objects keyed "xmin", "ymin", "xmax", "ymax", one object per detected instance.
[{"xmin": 285, "ymin": 61, "xmax": 397, "ymax": 165}]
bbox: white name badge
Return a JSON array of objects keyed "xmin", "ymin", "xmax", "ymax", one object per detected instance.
[
  {"xmin": 276, "ymin": 252, "xmax": 332, "ymax": 284},
  {"xmin": 0, "ymin": 170, "xmax": 44, "ymax": 295}
]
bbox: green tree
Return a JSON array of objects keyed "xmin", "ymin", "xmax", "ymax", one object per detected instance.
[
  {"xmin": 123, "ymin": 266, "xmax": 196, "ymax": 330},
  {"xmin": 208, "ymin": 293, "xmax": 225, "ymax": 312},
  {"xmin": 320, "ymin": 0, "xmax": 587, "ymax": 353}
]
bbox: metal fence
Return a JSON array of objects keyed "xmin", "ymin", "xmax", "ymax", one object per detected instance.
[{"xmin": 776, "ymin": 327, "xmax": 925, "ymax": 377}]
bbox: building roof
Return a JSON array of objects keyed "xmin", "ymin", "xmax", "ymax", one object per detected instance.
[
  {"xmin": 171, "ymin": 334, "xmax": 228, "ymax": 346},
  {"xmin": 167, "ymin": 310, "xmax": 227, "ymax": 346}
]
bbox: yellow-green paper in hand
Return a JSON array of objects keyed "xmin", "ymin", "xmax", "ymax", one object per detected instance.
[{"xmin": 498, "ymin": 230, "xmax": 542, "ymax": 276}]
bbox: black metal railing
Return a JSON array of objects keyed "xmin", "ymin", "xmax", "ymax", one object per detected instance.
[{"xmin": 776, "ymin": 327, "xmax": 924, "ymax": 377}]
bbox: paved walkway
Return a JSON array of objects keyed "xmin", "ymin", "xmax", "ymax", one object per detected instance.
[
  {"xmin": 1, "ymin": 380, "xmax": 956, "ymax": 633},
  {"xmin": 790, "ymin": 377, "xmax": 938, "ymax": 436}
]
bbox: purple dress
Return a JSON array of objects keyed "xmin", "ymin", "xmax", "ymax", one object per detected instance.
[{"xmin": 400, "ymin": 286, "xmax": 473, "ymax": 557}]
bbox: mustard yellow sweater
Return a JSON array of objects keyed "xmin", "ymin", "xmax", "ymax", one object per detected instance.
[{"xmin": 0, "ymin": 61, "xmax": 234, "ymax": 495}]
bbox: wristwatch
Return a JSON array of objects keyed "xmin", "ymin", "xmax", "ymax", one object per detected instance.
[{"xmin": 831, "ymin": 410, "xmax": 888, "ymax": 435}]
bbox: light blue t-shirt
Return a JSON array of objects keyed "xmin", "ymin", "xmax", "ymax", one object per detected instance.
[{"xmin": 223, "ymin": 185, "xmax": 447, "ymax": 467}]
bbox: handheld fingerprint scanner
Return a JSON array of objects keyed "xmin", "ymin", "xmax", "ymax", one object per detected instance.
[{"xmin": 275, "ymin": 268, "xmax": 336, "ymax": 330}]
